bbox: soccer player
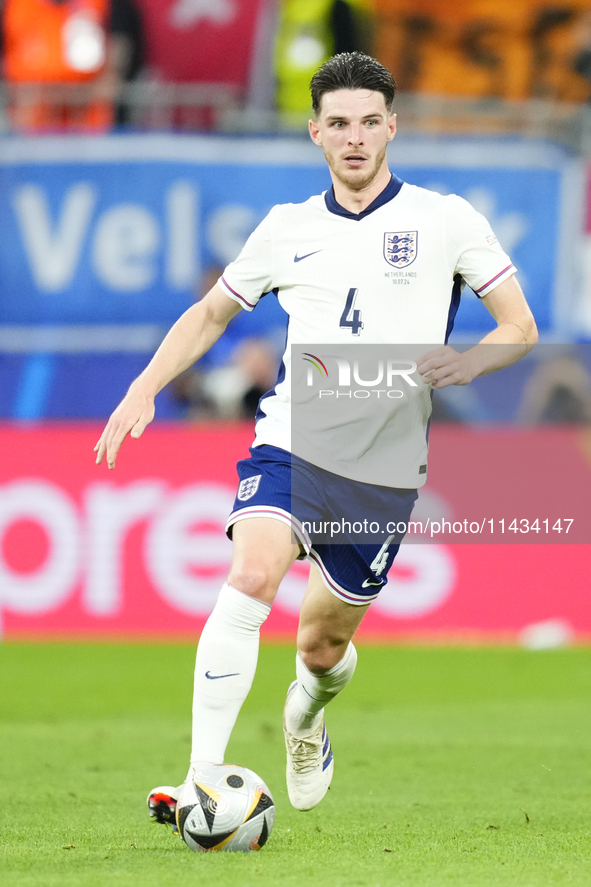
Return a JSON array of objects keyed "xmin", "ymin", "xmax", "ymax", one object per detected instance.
[{"xmin": 95, "ymin": 52, "xmax": 537, "ymax": 819}]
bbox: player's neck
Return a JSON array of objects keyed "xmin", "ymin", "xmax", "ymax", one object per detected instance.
[{"xmin": 331, "ymin": 166, "xmax": 393, "ymax": 215}]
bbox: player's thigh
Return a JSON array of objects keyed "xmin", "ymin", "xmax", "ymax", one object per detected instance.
[
  {"xmin": 296, "ymin": 563, "xmax": 369, "ymax": 672},
  {"xmin": 228, "ymin": 517, "xmax": 302, "ymax": 604}
]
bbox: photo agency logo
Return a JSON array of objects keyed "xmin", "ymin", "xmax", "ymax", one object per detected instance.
[
  {"xmin": 292, "ymin": 343, "xmax": 432, "ymax": 492},
  {"xmin": 301, "ymin": 351, "xmax": 419, "ymax": 400}
]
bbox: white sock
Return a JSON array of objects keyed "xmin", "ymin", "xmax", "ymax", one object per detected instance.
[
  {"xmin": 284, "ymin": 642, "xmax": 358, "ymax": 737},
  {"xmin": 189, "ymin": 583, "xmax": 270, "ymax": 772}
]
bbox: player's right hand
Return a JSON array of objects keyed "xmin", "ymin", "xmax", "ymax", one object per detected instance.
[{"xmin": 94, "ymin": 389, "xmax": 155, "ymax": 470}]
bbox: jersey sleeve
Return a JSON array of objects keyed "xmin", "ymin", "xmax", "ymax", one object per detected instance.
[
  {"xmin": 445, "ymin": 195, "xmax": 516, "ymax": 298},
  {"xmin": 218, "ymin": 208, "xmax": 277, "ymax": 312}
]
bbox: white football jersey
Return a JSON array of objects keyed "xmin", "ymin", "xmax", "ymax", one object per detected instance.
[{"xmin": 219, "ymin": 176, "xmax": 515, "ymax": 487}]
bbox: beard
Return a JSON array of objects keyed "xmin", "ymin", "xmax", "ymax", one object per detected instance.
[{"xmin": 323, "ymin": 143, "xmax": 387, "ymax": 192}]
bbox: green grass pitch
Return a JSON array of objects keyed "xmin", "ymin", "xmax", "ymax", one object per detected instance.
[{"xmin": 1, "ymin": 643, "xmax": 591, "ymax": 886}]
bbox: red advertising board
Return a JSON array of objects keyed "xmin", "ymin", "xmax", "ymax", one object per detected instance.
[
  {"xmin": 136, "ymin": 0, "xmax": 264, "ymax": 85},
  {"xmin": 1, "ymin": 424, "xmax": 590, "ymax": 641}
]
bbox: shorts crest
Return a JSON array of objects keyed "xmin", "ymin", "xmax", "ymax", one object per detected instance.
[
  {"xmin": 237, "ymin": 474, "xmax": 262, "ymax": 501},
  {"xmin": 384, "ymin": 231, "xmax": 418, "ymax": 268}
]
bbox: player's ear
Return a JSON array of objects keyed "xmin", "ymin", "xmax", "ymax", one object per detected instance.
[
  {"xmin": 387, "ymin": 113, "xmax": 397, "ymax": 142},
  {"xmin": 309, "ymin": 117, "xmax": 322, "ymax": 146}
]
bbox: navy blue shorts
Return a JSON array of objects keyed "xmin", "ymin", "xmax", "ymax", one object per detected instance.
[{"xmin": 226, "ymin": 445, "xmax": 418, "ymax": 605}]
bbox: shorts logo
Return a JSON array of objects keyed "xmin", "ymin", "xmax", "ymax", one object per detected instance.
[
  {"xmin": 237, "ymin": 475, "xmax": 262, "ymax": 501},
  {"xmin": 361, "ymin": 578, "xmax": 383, "ymax": 588},
  {"xmin": 384, "ymin": 231, "xmax": 418, "ymax": 268}
]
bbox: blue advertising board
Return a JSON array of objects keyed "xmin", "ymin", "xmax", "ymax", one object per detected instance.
[{"xmin": 0, "ymin": 133, "xmax": 581, "ymax": 339}]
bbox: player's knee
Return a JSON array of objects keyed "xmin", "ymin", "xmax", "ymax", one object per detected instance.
[
  {"xmin": 297, "ymin": 629, "xmax": 348, "ymax": 674},
  {"xmin": 227, "ymin": 564, "xmax": 278, "ymax": 604},
  {"xmin": 299, "ymin": 647, "xmax": 343, "ymax": 674}
]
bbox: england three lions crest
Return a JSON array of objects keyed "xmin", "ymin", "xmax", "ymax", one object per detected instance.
[
  {"xmin": 237, "ymin": 475, "xmax": 261, "ymax": 501},
  {"xmin": 384, "ymin": 231, "xmax": 418, "ymax": 269}
]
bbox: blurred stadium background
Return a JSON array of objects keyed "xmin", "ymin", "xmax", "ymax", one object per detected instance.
[{"xmin": 1, "ymin": 0, "xmax": 591, "ymax": 644}]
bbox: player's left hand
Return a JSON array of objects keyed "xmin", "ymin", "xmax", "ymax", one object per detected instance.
[{"xmin": 417, "ymin": 346, "xmax": 476, "ymax": 389}]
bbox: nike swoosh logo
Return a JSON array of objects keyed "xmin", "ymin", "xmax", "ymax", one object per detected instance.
[
  {"xmin": 294, "ymin": 250, "xmax": 322, "ymax": 263},
  {"xmin": 362, "ymin": 578, "xmax": 383, "ymax": 588},
  {"xmin": 205, "ymin": 671, "xmax": 240, "ymax": 680}
]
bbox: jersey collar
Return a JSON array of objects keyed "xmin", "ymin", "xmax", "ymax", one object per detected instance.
[{"xmin": 324, "ymin": 173, "xmax": 404, "ymax": 220}]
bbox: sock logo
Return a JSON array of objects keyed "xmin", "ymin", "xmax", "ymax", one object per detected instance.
[{"xmin": 205, "ymin": 671, "xmax": 240, "ymax": 680}]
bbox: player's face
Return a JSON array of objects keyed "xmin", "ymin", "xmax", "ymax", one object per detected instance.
[{"xmin": 309, "ymin": 90, "xmax": 396, "ymax": 192}]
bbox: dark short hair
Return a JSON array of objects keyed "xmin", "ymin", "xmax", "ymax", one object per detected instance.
[{"xmin": 310, "ymin": 52, "xmax": 396, "ymax": 116}]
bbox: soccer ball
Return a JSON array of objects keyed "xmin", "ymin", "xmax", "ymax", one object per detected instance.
[{"xmin": 176, "ymin": 763, "xmax": 275, "ymax": 852}]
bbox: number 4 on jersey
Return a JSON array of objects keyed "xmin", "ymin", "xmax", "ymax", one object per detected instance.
[
  {"xmin": 370, "ymin": 535, "xmax": 395, "ymax": 576},
  {"xmin": 340, "ymin": 287, "xmax": 363, "ymax": 335}
]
